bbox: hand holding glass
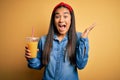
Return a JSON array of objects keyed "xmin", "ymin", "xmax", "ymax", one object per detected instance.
[{"xmin": 26, "ymin": 37, "xmax": 39, "ymax": 58}]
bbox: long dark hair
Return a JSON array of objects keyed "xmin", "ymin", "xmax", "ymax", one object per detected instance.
[{"xmin": 42, "ymin": 3, "xmax": 77, "ymax": 65}]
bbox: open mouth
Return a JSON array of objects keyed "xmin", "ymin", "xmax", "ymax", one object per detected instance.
[{"xmin": 58, "ymin": 23, "xmax": 66, "ymax": 31}]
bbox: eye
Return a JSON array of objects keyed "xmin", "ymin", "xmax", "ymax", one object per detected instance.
[
  {"xmin": 55, "ymin": 15, "xmax": 60, "ymax": 19},
  {"xmin": 64, "ymin": 16, "xmax": 68, "ymax": 18}
]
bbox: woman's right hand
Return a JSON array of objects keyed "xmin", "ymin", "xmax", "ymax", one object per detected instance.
[{"xmin": 25, "ymin": 45, "xmax": 31, "ymax": 60}]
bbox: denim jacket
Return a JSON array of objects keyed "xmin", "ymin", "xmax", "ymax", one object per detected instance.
[{"xmin": 27, "ymin": 32, "xmax": 89, "ymax": 80}]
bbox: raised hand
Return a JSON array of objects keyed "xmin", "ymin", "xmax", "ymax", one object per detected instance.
[{"xmin": 81, "ymin": 23, "xmax": 96, "ymax": 38}]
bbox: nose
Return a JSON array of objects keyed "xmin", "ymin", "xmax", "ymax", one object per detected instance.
[{"xmin": 59, "ymin": 17, "xmax": 64, "ymax": 23}]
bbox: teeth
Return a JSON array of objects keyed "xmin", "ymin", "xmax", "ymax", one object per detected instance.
[
  {"xmin": 59, "ymin": 23, "xmax": 65, "ymax": 25},
  {"xmin": 59, "ymin": 24, "xmax": 66, "ymax": 27},
  {"xmin": 61, "ymin": 25, "xmax": 65, "ymax": 27}
]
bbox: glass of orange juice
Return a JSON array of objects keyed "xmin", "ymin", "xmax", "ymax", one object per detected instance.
[{"xmin": 26, "ymin": 37, "xmax": 39, "ymax": 58}]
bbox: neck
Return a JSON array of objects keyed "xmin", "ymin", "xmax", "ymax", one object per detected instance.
[{"xmin": 57, "ymin": 34, "xmax": 66, "ymax": 42}]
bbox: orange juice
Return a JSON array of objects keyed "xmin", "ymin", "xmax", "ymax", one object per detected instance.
[
  {"xmin": 27, "ymin": 42, "xmax": 38, "ymax": 58},
  {"xmin": 26, "ymin": 37, "xmax": 39, "ymax": 58}
]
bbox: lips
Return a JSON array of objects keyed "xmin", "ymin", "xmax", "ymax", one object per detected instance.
[{"xmin": 58, "ymin": 23, "xmax": 66, "ymax": 31}]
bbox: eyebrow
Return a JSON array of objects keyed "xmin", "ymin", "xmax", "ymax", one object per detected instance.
[{"xmin": 55, "ymin": 12, "xmax": 70, "ymax": 15}]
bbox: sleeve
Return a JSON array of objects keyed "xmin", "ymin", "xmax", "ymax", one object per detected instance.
[
  {"xmin": 27, "ymin": 37, "xmax": 44, "ymax": 70},
  {"xmin": 76, "ymin": 32, "xmax": 89, "ymax": 69}
]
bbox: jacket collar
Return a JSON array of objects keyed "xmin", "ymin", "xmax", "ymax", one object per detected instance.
[{"xmin": 53, "ymin": 33, "xmax": 68, "ymax": 41}]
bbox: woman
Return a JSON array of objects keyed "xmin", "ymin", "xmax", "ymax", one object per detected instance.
[{"xmin": 25, "ymin": 2, "xmax": 95, "ymax": 80}]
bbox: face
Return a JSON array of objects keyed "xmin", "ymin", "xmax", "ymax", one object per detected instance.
[{"xmin": 54, "ymin": 7, "xmax": 71, "ymax": 36}]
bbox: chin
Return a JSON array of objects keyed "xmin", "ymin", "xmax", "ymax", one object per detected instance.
[{"xmin": 58, "ymin": 32, "xmax": 66, "ymax": 35}]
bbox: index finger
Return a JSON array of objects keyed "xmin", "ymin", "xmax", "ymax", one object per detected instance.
[{"xmin": 89, "ymin": 23, "xmax": 96, "ymax": 31}]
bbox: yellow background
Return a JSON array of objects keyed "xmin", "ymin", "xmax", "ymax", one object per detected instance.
[{"xmin": 0, "ymin": 0, "xmax": 120, "ymax": 80}]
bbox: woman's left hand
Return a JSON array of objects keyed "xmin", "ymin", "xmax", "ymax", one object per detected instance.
[{"xmin": 81, "ymin": 23, "xmax": 96, "ymax": 38}]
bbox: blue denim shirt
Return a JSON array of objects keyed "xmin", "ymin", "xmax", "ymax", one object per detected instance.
[{"xmin": 27, "ymin": 32, "xmax": 89, "ymax": 80}]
